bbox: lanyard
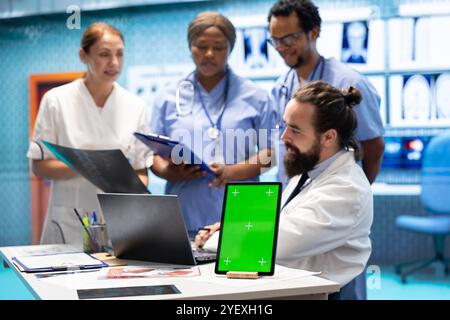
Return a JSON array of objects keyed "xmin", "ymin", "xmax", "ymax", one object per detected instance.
[
  {"xmin": 277, "ymin": 56, "xmax": 325, "ymax": 129},
  {"xmin": 309, "ymin": 55, "xmax": 325, "ymax": 83},
  {"xmin": 283, "ymin": 55, "xmax": 326, "ymax": 103},
  {"xmin": 193, "ymin": 71, "xmax": 230, "ymax": 137}
]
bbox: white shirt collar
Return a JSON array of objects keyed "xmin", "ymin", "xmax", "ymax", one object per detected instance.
[{"xmin": 307, "ymin": 149, "xmax": 345, "ymax": 181}]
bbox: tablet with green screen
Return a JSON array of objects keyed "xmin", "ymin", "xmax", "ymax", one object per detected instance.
[{"xmin": 215, "ymin": 182, "xmax": 282, "ymax": 275}]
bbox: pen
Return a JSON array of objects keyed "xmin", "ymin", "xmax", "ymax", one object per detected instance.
[
  {"xmin": 73, "ymin": 208, "xmax": 95, "ymax": 244},
  {"xmin": 83, "ymin": 215, "xmax": 89, "ymax": 228},
  {"xmin": 197, "ymin": 227, "xmax": 211, "ymax": 232},
  {"xmin": 35, "ymin": 269, "xmax": 100, "ymax": 279}
]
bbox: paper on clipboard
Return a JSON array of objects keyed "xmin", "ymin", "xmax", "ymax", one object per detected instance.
[
  {"xmin": 12, "ymin": 252, "xmax": 107, "ymax": 273},
  {"xmin": 134, "ymin": 132, "xmax": 217, "ymax": 176}
]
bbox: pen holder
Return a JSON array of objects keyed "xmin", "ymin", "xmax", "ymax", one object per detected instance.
[{"xmin": 83, "ymin": 224, "xmax": 109, "ymax": 254}]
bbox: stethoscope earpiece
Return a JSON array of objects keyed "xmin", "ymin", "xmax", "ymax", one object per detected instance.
[
  {"xmin": 175, "ymin": 70, "xmax": 230, "ymax": 138},
  {"xmin": 276, "ymin": 56, "xmax": 325, "ymax": 129}
]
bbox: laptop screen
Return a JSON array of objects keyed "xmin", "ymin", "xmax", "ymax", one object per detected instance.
[
  {"xmin": 97, "ymin": 193, "xmax": 197, "ymax": 265},
  {"xmin": 215, "ymin": 182, "xmax": 282, "ymax": 275}
]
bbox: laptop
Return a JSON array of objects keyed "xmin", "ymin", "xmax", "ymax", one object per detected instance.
[{"xmin": 97, "ymin": 193, "xmax": 216, "ymax": 266}]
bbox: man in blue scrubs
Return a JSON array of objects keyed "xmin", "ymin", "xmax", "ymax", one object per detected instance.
[{"xmin": 267, "ymin": 0, "xmax": 385, "ymax": 299}]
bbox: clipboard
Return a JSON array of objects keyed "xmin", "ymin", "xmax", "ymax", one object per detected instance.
[
  {"xmin": 12, "ymin": 252, "xmax": 108, "ymax": 273},
  {"xmin": 41, "ymin": 140, "xmax": 150, "ymax": 194},
  {"xmin": 134, "ymin": 132, "xmax": 217, "ymax": 177}
]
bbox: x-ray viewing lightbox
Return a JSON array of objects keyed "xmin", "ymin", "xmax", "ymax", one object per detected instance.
[{"xmin": 389, "ymin": 73, "xmax": 450, "ymax": 127}]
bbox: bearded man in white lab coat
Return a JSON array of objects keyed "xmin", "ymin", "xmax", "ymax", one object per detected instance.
[{"xmin": 195, "ymin": 81, "xmax": 373, "ymax": 298}]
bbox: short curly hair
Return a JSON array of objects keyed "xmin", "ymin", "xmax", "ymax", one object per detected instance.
[{"xmin": 268, "ymin": 0, "xmax": 321, "ymax": 33}]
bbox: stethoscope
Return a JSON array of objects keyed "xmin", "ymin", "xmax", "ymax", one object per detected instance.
[
  {"xmin": 276, "ymin": 56, "xmax": 326, "ymax": 129},
  {"xmin": 175, "ymin": 68, "xmax": 230, "ymax": 140},
  {"xmin": 175, "ymin": 76, "xmax": 196, "ymax": 117}
]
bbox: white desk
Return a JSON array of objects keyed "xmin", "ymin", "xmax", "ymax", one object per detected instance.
[{"xmin": 1, "ymin": 245, "xmax": 339, "ymax": 300}]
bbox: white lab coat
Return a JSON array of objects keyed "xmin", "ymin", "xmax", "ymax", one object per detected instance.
[
  {"xmin": 276, "ymin": 151, "xmax": 373, "ymax": 286},
  {"xmin": 204, "ymin": 151, "xmax": 373, "ymax": 286},
  {"xmin": 27, "ymin": 79, "xmax": 152, "ymax": 246}
]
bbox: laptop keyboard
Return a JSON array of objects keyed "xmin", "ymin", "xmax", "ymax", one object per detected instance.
[{"xmin": 190, "ymin": 241, "xmax": 216, "ymax": 262}]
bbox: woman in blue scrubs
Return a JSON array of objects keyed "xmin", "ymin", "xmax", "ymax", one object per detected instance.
[{"xmin": 150, "ymin": 12, "xmax": 274, "ymax": 237}]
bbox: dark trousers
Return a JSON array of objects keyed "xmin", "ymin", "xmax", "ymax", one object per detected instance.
[
  {"xmin": 342, "ymin": 272, "xmax": 367, "ymax": 300},
  {"xmin": 329, "ymin": 272, "xmax": 367, "ymax": 300}
]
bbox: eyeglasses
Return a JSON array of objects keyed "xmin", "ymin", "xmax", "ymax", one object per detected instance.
[{"xmin": 267, "ymin": 31, "xmax": 304, "ymax": 48}]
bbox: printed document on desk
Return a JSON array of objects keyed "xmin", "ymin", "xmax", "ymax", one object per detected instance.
[
  {"xmin": 12, "ymin": 252, "xmax": 107, "ymax": 273},
  {"xmin": 42, "ymin": 140, "xmax": 149, "ymax": 194},
  {"xmin": 100, "ymin": 266, "xmax": 201, "ymax": 279},
  {"xmin": 189, "ymin": 264, "xmax": 321, "ymax": 288}
]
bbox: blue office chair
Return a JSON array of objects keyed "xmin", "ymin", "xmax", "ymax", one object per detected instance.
[{"xmin": 395, "ymin": 134, "xmax": 450, "ymax": 283}]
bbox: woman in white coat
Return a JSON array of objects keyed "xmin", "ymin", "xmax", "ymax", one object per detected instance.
[{"xmin": 27, "ymin": 23, "xmax": 152, "ymax": 245}]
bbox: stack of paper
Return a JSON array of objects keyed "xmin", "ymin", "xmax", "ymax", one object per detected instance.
[{"xmin": 12, "ymin": 252, "xmax": 107, "ymax": 273}]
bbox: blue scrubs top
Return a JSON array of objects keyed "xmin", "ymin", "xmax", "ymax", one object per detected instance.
[
  {"xmin": 150, "ymin": 68, "xmax": 274, "ymax": 234},
  {"xmin": 270, "ymin": 57, "xmax": 385, "ymax": 186}
]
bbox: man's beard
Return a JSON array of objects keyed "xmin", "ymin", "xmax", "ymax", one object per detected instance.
[
  {"xmin": 284, "ymin": 140, "xmax": 320, "ymax": 178},
  {"xmin": 289, "ymin": 45, "xmax": 311, "ymax": 69},
  {"xmin": 291, "ymin": 55, "xmax": 305, "ymax": 69}
]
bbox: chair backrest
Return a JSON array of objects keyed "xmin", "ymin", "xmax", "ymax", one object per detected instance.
[{"xmin": 421, "ymin": 134, "xmax": 450, "ymax": 214}]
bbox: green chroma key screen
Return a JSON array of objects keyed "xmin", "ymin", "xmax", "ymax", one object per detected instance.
[{"xmin": 215, "ymin": 183, "xmax": 282, "ymax": 275}]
